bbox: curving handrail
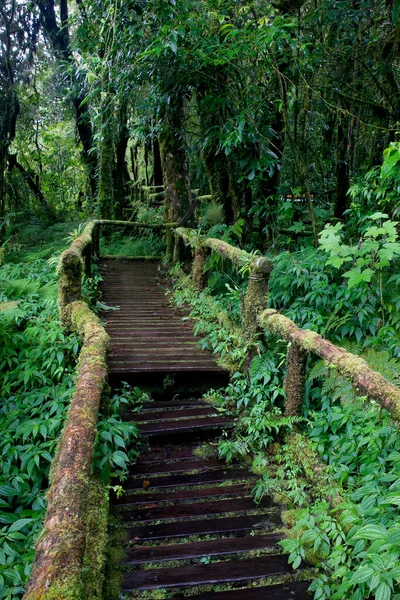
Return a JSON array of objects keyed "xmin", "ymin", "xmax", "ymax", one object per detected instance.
[
  {"xmin": 173, "ymin": 226, "xmax": 400, "ymax": 422},
  {"xmin": 25, "ymin": 218, "xmax": 176, "ymax": 599},
  {"xmin": 174, "ymin": 227, "xmax": 273, "ymax": 342},
  {"xmin": 259, "ymin": 308, "xmax": 400, "ymax": 420}
]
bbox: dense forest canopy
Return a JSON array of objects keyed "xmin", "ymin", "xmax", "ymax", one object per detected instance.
[
  {"xmin": 2, "ymin": 2, "xmax": 400, "ymax": 600},
  {"xmin": 1, "ymin": 0, "xmax": 399, "ymax": 239}
]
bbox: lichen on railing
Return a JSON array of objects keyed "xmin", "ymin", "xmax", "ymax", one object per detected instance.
[
  {"xmin": 259, "ymin": 308, "xmax": 400, "ymax": 420},
  {"xmin": 174, "ymin": 227, "xmax": 273, "ymax": 342}
]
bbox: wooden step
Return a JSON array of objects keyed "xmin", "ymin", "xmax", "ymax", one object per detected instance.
[
  {"xmin": 127, "ymin": 512, "xmax": 281, "ymax": 541},
  {"xmin": 125, "ymin": 533, "xmax": 283, "ymax": 564},
  {"xmin": 140, "ymin": 399, "xmax": 207, "ymax": 409},
  {"xmin": 138, "ymin": 416, "xmax": 233, "ymax": 435},
  {"xmin": 128, "ymin": 458, "xmax": 223, "ymax": 476},
  {"xmin": 130, "ymin": 406, "xmax": 216, "ymax": 422},
  {"xmin": 122, "ymin": 555, "xmax": 292, "ymax": 591},
  {"xmin": 178, "ymin": 581, "xmax": 312, "ymax": 600},
  {"xmin": 115, "ymin": 483, "xmax": 251, "ymax": 506},
  {"xmin": 120, "ymin": 496, "xmax": 273, "ymax": 522},
  {"xmin": 124, "ymin": 468, "xmax": 257, "ymax": 491}
]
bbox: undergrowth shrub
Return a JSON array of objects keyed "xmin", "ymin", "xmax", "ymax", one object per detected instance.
[
  {"xmin": 0, "ymin": 255, "xmax": 141, "ymax": 598},
  {"xmin": 280, "ymin": 366, "xmax": 400, "ymax": 600},
  {"xmin": 0, "ymin": 260, "xmax": 79, "ymax": 598},
  {"xmin": 101, "ymin": 228, "xmax": 164, "ymax": 257}
]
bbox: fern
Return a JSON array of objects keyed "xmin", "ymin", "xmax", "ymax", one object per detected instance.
[{"xmin": 308, "ymin": 359, "xmax": 327, "ymax": 382}]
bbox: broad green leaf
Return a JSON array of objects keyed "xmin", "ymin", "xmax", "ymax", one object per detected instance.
[
  {"xmin": 8, "ymin": 518, "xmax": 33, "ymax": 533},
  {"xmin": 350, "ymin": 565, "xmax": 374, "ymax": 584},
  {"xmin": 352, "ymin": 524, "xmax": 388, "ymax": 541},
  {"xmin": 375, "ymin": 581, "xmax": 391, "ymax": 600}
]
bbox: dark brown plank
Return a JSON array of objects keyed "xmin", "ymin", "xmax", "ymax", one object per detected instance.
[
  {"xmin": 109, "ymin": 365, "xmax": 224, "ymax": 373},
  {"xmin": 177, "ymin": 581, "xmax": 312, "ymax": 600},
  {"xmin": 125, "ymin": 534, "xmax": 283, "ymax": 564},
  {"xmin": 123, "ymin": 468, "xmax": 257, "ymax": 490},
  {"xmin": 122, "ymin": 555, "xmax": 291, "ymax": 590},
  {"xmin": 127, "ymin": 512, "xmax": 281, "ymax": 541},
  {"xmin": 140, "ymin": 399, "xmax": 207, "ymax": 409},
  {"xmin": 138, "ymin": 416, "xmax": 233, "ymax": 434},
  {"xmin": 128, "ymin": 458, "xmax": 222, "ymax": 476},
  {"xmin": 114, "ymin": 484, "xmax": 252, "ymax": 506},
  {"xmin": 130, "ymin": 407, "xmax": 216, "ymax": 422},
  {"xmin": 120, "ymin": 497, "xmax": 273, "ymax": 522}
]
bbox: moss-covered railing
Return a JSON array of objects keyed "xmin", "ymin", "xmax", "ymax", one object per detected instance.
[
  {"xmin": 258, "ymin": 309, "xmax": 400, "ymax": 420},
  {"xmin": 57, "ymin": 219, "xmax": 176, "ymax": 320},
  {"xmin": 174, "ymin": 227, "xmax": 400, "ymax": 422},
  {"xmin": 24, "ymin": 218, "xmax": 174, "ymax": 600},
  {"xmin": 174, "ymin": 227, "xmax": 274, "ymax": 342}
]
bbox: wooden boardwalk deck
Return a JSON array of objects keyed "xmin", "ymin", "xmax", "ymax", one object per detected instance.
[{"xmin": 99, "ymin": 260, "xmax": 311, "ymax": 599}]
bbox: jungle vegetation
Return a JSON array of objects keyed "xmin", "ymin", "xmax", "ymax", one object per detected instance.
[{"xmin": 1, "ymin": 1, "xmax": 400, "ymax": 599}]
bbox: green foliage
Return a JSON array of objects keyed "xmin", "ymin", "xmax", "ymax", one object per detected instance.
[
  {"xmin": 278, "ymin": 367, "xmax": 400, "ymax": 600},
  {"xmin": 94, "ymin": 383, "xmax": 147, "ymax": 482},
  {"xmin": 101, "ymin": 228, "xmax": 164, "ymax": 257},
  {"xmin": 319, "ymin": 214, "xmax": 400, "ymax": 296},
  {"xmin": 269, "ymin": 245, "xmax": 400, "ymax": 357},
  {"xmin": 0, "ymin": 259, "xmax": 78, "ymax": 598}
]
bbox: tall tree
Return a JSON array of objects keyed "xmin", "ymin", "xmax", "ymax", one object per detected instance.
[
  {"xmin": 0, "ymin": 1, "xmax": 39, "ymax": 224},
  {"xmin": 34, "ymin": 0, "xmax": 97, "ymax": 196}
]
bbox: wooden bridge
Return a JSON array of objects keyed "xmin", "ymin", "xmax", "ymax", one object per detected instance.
[
  {"xmin": 24, "ymin": 219, "xmax": 400, "ymax": 600},
  {"xmin": 100, "ymin": 258, "xmax": 310, "ymax": 598}
]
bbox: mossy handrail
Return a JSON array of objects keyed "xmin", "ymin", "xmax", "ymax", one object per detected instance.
[
  {"xmin": 57, "ymin": 219, "xmax": 176, "ymax": 319},
  {"xmin": 24, "ymin": 218, "xmax": 175, "ymax": 599},
  {"xmin": 174, "ymin": 227, "xmax": 273, "ymax": 342},
  {"xmin": 258, "ymin": 308, "xmax": 400, "ymax": 421},
  {"xmin": 174, "ymin": 226, "xmax": 400, "ymax": 422}
]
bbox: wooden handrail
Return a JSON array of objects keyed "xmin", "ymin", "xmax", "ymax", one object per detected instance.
[
  {"xmin": 174, "ymin": 226, "xmax": 400, "ymax": 421},
  {"xmin": 25, "ymin": 223, "xmax": 110, "ymax": 600},
  {"xmin": 57, "ymin": 219, "xmax": 178, "ymax": 318},
  {"xmin": 174, "ymin": 227, "xmax": 273, "ymax": 342},
  {"xmin": 259, "ymin": 308, "xmax": 400, "ymax": 420}
]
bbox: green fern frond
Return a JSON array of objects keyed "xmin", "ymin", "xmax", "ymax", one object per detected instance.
[{"xmin": 308, "ymin": 359, "xmax": 327, "ymax": 381}]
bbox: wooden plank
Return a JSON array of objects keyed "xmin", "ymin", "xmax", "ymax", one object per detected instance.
[
  {"xmin": 140, "ymin": 399, "xmax": 207, "ymax": 409},
  {"xmin": 123, "ymin": 468, "xmax": 257, "ymax": 491},
  {"xmin": 125, "ymin": 533, "xmax": 283, "ymax": 564},
  {"xmin": 138, "ymin": 416, "xmax": 233, "ymax": 434},
  {"xmin": 127, "ymin": 512, "xmax": 281, "ymax": 541},
  {"xmin": 119, "ymin": 496, "xmax": 273, "ymax": 522},
  {"xmin": 122, "ymin": 555, "xmax": 291, "ymax": 590},
  {"xmin": 177, "ymin": 581, "xmax": 312, "ymax": 600},
  {"xmin": 114, "ymin": 484, "xmax": 252, "ymax": 506},
  {"xmin": 109, "ymin": 365, "xmax": 224, "ymax": 373},
  {"xmin": 130, "ymin": 407, "xmax": 216, "ymax": 422},
  {"xmin": 128, "ymin": 458, "xmax": 223, "ymax": 476}
]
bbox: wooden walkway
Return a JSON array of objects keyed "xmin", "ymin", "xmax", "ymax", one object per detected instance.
[{"xmin": 99, "ymin": 260, "xmax": 310, "ymax": 599}]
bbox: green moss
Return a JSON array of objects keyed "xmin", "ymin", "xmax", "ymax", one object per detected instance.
[
  {"xmin": 81, "ymin": 478, "xmax": 109, "ymax": 599},
  {"xmin": 301, "ymin": 330, "xmax": 320, "ymax": 352}
]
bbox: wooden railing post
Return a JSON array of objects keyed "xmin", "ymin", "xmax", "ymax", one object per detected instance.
[
  {"xmin": 191, "ymin": 243, "xmax": 209, "ymax": 290},
  {"xmin": 284, "ymin": 342, "xmax": 307, "ymax": 416},
  {"xmin": 166, "ymin": 227, "xmax": 174, "ymax": 263},
  {"xmin": 243, "ymin": 258, "xmax": 273, "ymax": 342},
  {"xmin": 173, "ymin": 231, "xmax": 184, "ymax": 264},
  {"xmin": 58, "ymin": 250, "xmax": 83, "ymax": 324},
  {"xmin": 84, "ymin": 244, "xmax": 92, "ymax": 277},
  {"xmin": 92, "ymin": 223, "xmax": 100, "ymax": 258}
]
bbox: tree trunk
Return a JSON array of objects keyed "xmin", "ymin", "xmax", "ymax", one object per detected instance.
[
  {"xmin": 334, "ymin": 118, "xmax": 351, "ymax": 220},
  {"xmin": 35, "ymin": 0, "xmax": 96, "ymax": 197},
  {"xmin": 97, "ymin": 100, "xmax": 114, "ymax": 219},
  {"xmin": 114, "ymin": 103, "xmax": 130, "ymax": 219},
  {"xmin": 160, "ymin": 100, "xmax": 192, "ymax": 223},
  {"xmin": 152, "ymin": 137, "xmax": 163, "ymax": 187},
  {"xmin": 8, "ymin": 154, "xmax": 56, "ymax": 221},
  {"xmin": 0, "ymin": 149, "xmax": 6, "ymax": 223}
]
